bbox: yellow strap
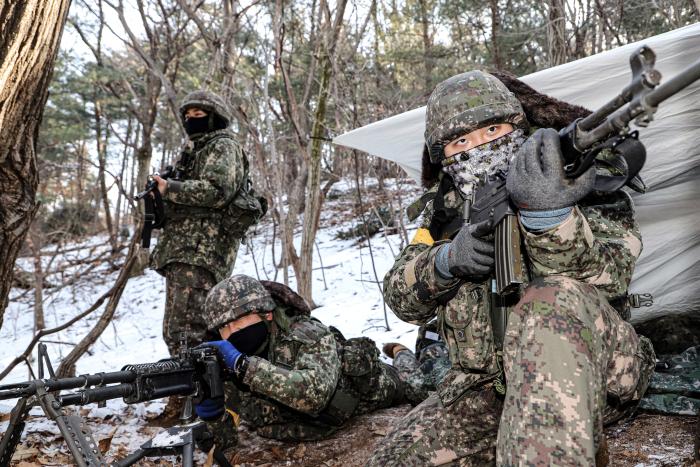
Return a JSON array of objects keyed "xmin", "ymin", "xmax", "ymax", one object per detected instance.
[
  {"xmin": 411, "ymin": 228, "xmax": 435, "ymax": 246},
  {"xmin": 226, "ymin": 408, "xmax": 240, "ymax": 427}
]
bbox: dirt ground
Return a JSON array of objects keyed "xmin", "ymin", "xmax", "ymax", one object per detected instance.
[
  {"xmin": 6, "ymin": 406, "xmax": 698, "ymax": 466},
  {"xmin": 228, "ymin": 407, "xmax": 699, "ymax": 467}
]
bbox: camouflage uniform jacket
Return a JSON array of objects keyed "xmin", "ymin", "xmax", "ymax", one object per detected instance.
[
  {"xmin": 384, "ymin": 180, "xmax": 642, "ymax": 406},
  {"xmin": 225, "ymin": 304, "xmax": 355, "ymax": 441},
  {"xmin": 151, "ymin": 129, "xmax": 247, "ymax": 282}
]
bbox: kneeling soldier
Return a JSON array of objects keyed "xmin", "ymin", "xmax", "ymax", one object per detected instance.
[{"xmin": 196, "ymin": 275, "xmax": 408, "ymax": 450}]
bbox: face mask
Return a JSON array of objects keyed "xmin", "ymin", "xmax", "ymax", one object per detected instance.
[
  {"xmin": 184, "ymin": 116, "xmax": 210, "ymax": 136},
  {"xmin": 442, "ymin": 129, "xmax": 526, "ymax": 198},
  {"xmin": 227, "ymin": 321, "xmax": 269, "ymax": 355}
]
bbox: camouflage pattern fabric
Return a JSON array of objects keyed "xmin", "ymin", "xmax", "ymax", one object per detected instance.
[
  {"xmin": 150, "ymin": 128, "xmax": 247, "ymax": 284},
  {"xmin": 211, "ymin": 303, "xmax": 403, "ymax": 444},
  {"xmin": 179, "ymin": 90, "xmax": 233, "ymax": 126},
  {"xmin": 205, "ymin": 410, "xmax": 239, "ymax": 453},
  {"xmin": 162, "ymin": 263, "xmax": 217, "ymax": 355},
  {"xmin": 366, "ymin": 384, "xmax": 503, "ymax": 466},
  {"xmin": 424, "ymin": 71, "xmax": 528, "ymax": 163},
  {"xmin": 378, "ymin": 176, "xmax": 654, "ymax": 464},
  {"xmin": 393, "ymin": 343, "xmax": 450, "ymax": 404},
  {"xmin": 203, "ymin": 274, "xmax": 276, "ymax": 331},
  {"xmin": 639, "ymin": 345, "xmax": 700, "ymax": 416},
  {"xmin": 441, "ymin": 129, "xmax": 526, "ymax": 198},
  {"xmin": 498, "ymin": 275, "xmax": 655, "ymax": 466}
]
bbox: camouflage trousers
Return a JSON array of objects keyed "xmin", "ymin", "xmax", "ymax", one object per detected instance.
[
  {"xmin": 393, "ymin": 343, "xmax": 450, "ymax": 404},
  {"xmin": 368, "ymin": 276, "xmax": 655, "ymax": 466},
  {"xmin": 366, "ymin": 384, "xmax": 503, "ymax": 466},
  {"xmin": 163, "ymin": 262, "xmax": 217, "ymax": 356}
]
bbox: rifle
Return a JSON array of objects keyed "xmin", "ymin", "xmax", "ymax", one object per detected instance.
[
  {"xmin": 0, "ymin": 342, "xmax": 232, "ymax": 467},
  {"xmin": 134, "ymin": 165, "xmax": 176, "ymax": 248},
  {"xmin": 471, "ymin": 46, "xmax": 700, "ymax": 297}
]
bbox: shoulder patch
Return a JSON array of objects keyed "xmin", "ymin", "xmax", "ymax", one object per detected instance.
[{"xmin": 288, "ymin": 317, "xmax": 329, "ymax": 345}]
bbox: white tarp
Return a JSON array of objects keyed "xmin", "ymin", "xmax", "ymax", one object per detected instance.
[{"xmin": 333, "ymin": 23, "xmax": 700, "ymax": 322}]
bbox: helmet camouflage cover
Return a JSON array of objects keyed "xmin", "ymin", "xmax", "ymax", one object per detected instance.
[
  {"xmin": 179, "ymin": 90, "xmax": 232, "ymax": 127},
  {"xmin": 425, "ymin": 70, "xmax": 528, "ymax": 163},
  {"xmin": 203, "ymin": 275, "xmax": 276, "ymax": 331}
]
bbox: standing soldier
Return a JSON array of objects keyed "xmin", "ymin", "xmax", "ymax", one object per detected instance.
[
  {"xmin": 367, "ymin": 71, "xmax": 655, "ymax": 466},
  {"xmin": 150, "ymin": 91, "xmax": 265, "ymax": 419},
  {"xmin": 195, "ymin": 275, "xmax": 410, "ymax": 451}
]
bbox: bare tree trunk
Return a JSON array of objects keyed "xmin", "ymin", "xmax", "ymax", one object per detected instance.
[
  {"xmin": 114, "ymin": 116, "xmax": 133, "ymax": 234},
  {"xmin": 0, "ymin": 0, "xmax": 72, "ymax": 329},
  {"xmin": 490, "ymin": 0, "xmax": 503, "ymax": 69},
  {"xmin": 417, "ymin": 0, "xmax": 433, "ymax": 93},
  {"xmin": 95, "ymin": 99, "xmax": 118, "ymax": 252},
  {"xmin": 298, "ymin": 0, "xmax": 347, "ymax": 306},
  {"xmin": 548, "ymin": 0, "xmax": 568, "ymax": 66},
  {"xmin": 28, "ymin": 223, "xmax": 46, "ymax": 332}
]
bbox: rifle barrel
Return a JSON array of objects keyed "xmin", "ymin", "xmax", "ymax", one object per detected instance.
[
  {"xmin": 59, "ymin": 383, "xmax": 134, "ymax": 406},
  {"xmin": 0, "ymin": 371, "xmax": 136, "ymax": 400},
  {"xmin": 44, "ymin": 371, "xmax": 136, "ymax": 393},
  {"xmin": 646, "ymin": 57, "xmax": 700, "ymax": 108}
]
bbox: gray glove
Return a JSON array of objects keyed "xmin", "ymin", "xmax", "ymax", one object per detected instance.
[
  {"xmin": 507, "ymin": 128, "xmax": 595, "ymax": 210},
  {"xmin": 436, "ymin": 220, "xmax": 494, "ymax": 278}
]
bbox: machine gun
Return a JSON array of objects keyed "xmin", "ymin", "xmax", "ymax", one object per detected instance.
[
  {"xmin": 0, "ymin": 342, "xmax": 233, "ymax": 467},
  {"xmin": 470, "ymin": 46, "xmax": 700, "ymax": 297},
  {"xmin": 134, "ymin": 165, "xmax": 176, "ymax": 249}
]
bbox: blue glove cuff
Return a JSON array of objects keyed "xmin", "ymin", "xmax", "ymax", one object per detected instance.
[
  {"xmin": 434, "ymin": 244, "xmax": 454, "ymax": 279},
  {"xmin": 519, "ymin": 207, "xmax": 573, "ymax": 231},
  {"xmin": 195, "ymin": 397, "xmax": 225, "ymax": 422}
]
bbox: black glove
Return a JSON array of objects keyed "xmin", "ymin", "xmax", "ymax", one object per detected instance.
[
  {"xmin": 442, "ymin": 219, "xmax": 494, "ymax": 277},
  {"xmin": 507, "ymin": 128, "xmax": 595, "ymax": 210}
]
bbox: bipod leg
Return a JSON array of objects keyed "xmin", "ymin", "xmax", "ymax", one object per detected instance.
[
  {"xmin": 114, "ymin": 421, "xmax": 216, "ymax": 467},
  {"xmin": 36, "ymin": 386, "xmax": 106, "ymax": 467},
  {"xmin": 0, "ymin": 397, "xmax": 31, "ymax": 467}
]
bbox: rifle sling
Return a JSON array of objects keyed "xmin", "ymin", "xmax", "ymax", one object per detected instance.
[
  {"xmin": 429, "ymin": 175, "xmax": 463, "ymax": 241},
  {"xmin": 141, "ymin": 190, "xmax": 166, "ymax": 248}
]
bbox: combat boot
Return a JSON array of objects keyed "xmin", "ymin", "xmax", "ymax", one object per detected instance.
[{"xmin": 382, "ymin": 342, "xmax": 408, "ymax": 359}]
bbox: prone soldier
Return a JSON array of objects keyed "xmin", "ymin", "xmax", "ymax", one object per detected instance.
[{"xmin": 195, "ymin": 275, "xmax": 413, "ymax": 451}]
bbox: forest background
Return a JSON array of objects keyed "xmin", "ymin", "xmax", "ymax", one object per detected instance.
[{"xmin": 0, "ymin": 0, "xmax": 698, "ymax": 379}]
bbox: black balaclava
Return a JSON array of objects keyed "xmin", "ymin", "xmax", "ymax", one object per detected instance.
[
  {"xmin": 184, "ymin": 112, "xmax": 228, "ymax": 137},
  {"xmin": 184, "ymin": 116, "xmax": 210, "ymax": 136},
  {"xmin": 226, "ymin": 321, "xmax": 269, "ymax": 356}
]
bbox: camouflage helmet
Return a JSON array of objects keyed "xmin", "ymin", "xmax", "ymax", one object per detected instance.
[
  {"xmin": 203, "ymin": 275, "xmax": 276, "ymax": 331},
  {"xmin": 424, "ymin": 70, "xmax": 528, "ymax": 163},
  {"xmin": 179, "ymin": 90, "xmax": 232, "ymax": 127}
]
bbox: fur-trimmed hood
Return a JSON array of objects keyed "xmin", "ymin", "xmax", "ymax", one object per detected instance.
[{"xmin": 421, "ymin": 70, "xmax": 592, "ymax": 188}]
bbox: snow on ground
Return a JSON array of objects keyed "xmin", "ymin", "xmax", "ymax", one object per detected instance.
[
  {"xmin": 0, "ymin": 178, "xmax": 695, "ymax": 467},
  {"xmin": 2, "ymin": 178, "xmax": 422, "ymax": 387},
  {"xmin": 0, "ymin": 177, "xmax": 426, "ymax": 461}
]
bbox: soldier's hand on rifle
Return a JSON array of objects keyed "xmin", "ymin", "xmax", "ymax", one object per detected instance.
[
  {"xmin": 507, "ymin": 128, "xmax": 595, "ymax": 210},
  {"xmin": 203, "ymin": 340, "xmax": 244, "ymax": 370},
  {"xmin": 435, "ymin": 219, "xmax": 494, "ymax": 278},
  {"xmin": 195, "ymin": 396, "xmax": 225, "ymax": 421},
  {"xmin": 153, "ymin": 175, "xmax": 168, "ymax": 195}
]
